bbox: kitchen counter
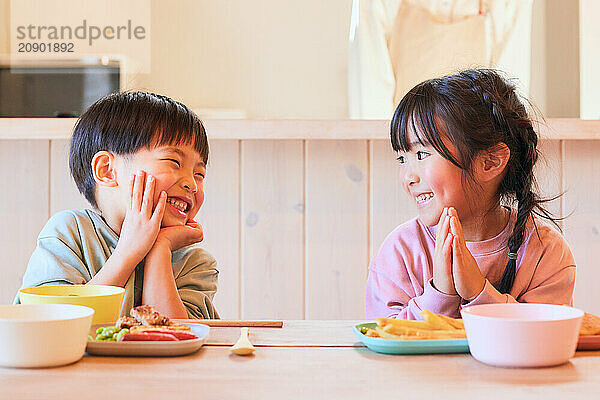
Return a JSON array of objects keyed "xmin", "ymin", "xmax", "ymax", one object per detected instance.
[{"xmin": 0, "ymin": 118, "xmax": 599, "ymax": 140}]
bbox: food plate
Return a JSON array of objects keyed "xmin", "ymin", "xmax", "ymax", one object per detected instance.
[
  {"xmin": 86, "ymin": 323, "xmax": 209, "ymax": 356},
  {"xmin": 577, "ymin": 335, "xmax": 600, "ymax": 351},
  {"xmin": 354, "ymin": 322, "xmax": 469, "ymax": 355}
]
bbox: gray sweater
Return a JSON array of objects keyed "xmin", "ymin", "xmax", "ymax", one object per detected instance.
[{"xmin": 16, "ymin": 209, "xmax": 219, "ymax": 319}]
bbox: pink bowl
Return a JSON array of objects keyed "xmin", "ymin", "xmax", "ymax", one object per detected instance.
[{"xmin": 461, "ymin": 303, "xmax": 583, "ymax": 368}]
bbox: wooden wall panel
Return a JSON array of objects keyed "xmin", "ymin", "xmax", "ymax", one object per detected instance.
[
  {"xmin": 563, "ymin": 140, "xmax": 600, "ymax": 314},
  {"xmin": 241, "ymin": 140, "xmax": 304, "ymax": 319},
  {"xmin": 369, "ymin": 140, "xmax": 416, "ymax": 261},
  {"xmin": 305, "ymin": 140, "xmax": 368, "ymax": 319},
  {"xmin": 535, "ymin": 140, "xmax": 562, "ymax": 228},
  {"xmin": 195, "ymin": 140, "xmax": 241, "ymax": 319},
  {"xmin": 0, "ymin": 140, "xmax": 49, "ymax": 303},
  {"xmin": 50, "ymin": 140, "xmax": 90, "ymax": 214},
  {"xmin": 0, "ymin": 133, "xmax": 594, "ymax": 318}
]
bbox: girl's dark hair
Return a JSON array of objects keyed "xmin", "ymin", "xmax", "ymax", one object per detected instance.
[
  {"xmin": 390, "ymin": 68, "xmax": 559, "ymax": 294},
  {"xmin": 69, "ymin": 91, "xmax": 208, "ymax": 209}
]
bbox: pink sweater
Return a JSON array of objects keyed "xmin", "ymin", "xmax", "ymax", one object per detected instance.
[{"xmin": 365, "ymin": 209, "xmax": 576, "ymax": 320}]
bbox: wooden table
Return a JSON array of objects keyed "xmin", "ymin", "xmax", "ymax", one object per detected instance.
[{"xmin": 2, "ymin": 321, "xmax": 600, "ymax": 399}]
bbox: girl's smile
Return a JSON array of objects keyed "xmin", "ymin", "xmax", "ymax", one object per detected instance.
[
  {"xmin": 415, "ymin": 192, "xmax": 435, "ymax": 207},
  {"xmin": 398, "ymin": 130, "xmax": 469, "ymax": 228}
]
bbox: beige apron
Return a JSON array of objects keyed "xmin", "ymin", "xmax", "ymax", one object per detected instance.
[
  {"xmin": 388, "ymin": 2, "xmax": 487, "ymax": 103},
  {"xmin": 348, "ymin": 0, "xmax": 532, "ymax": 119}
]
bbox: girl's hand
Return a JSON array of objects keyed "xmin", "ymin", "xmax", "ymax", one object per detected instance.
[
  {"xmin": 448, "ymin": 208, "xmax": 486, "ymax": 301},
  {"xmin": 115, "ymin": 171, "xmax": 167, "ymax": 263},
  {"xmin": 432, "ymin": 207, "xmax": 457, "ymax": 295},
  {"xmin": 153, "ymin": 220, "xmax": 204, "ymax": 253}
]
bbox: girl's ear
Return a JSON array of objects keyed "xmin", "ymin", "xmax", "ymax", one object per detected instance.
[
  {"xmin": 91, "ymin": 151, "xmax": 118, "ymax": 187},
  {"xmin": 477, "ymin": 142, "xmax": 511, "ymax": 182}
]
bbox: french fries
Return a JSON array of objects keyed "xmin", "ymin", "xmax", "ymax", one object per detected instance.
[{"xmin": 364, "ymin": 310, "xmax": 466, "ymax": 340}]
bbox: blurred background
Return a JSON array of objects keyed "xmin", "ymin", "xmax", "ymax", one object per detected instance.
[{"xmin": 0, "ymin": 0, "xmax": 596, "ymax": 120}]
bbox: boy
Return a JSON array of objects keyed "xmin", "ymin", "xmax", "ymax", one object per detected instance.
[{"xmin": 17, "ymin": 92, "xmax": 219, "ymax": 319}]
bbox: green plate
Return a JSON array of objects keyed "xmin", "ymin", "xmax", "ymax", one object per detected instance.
[{"xmin": 354, "ymin": 322, "xmax": 469, "ymax": 355}]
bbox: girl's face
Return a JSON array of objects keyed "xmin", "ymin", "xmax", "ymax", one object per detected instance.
[
  {"xmin": 117, "ymin": 143, "xmax": 206, "ymax": 227},
  {"xmin": 397, "ymin": 128, "xmax": 472, "ymax": 227}
]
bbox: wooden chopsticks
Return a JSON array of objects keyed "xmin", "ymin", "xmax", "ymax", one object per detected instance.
[{"xmin": 181, "ymin": 320, "xmax": 284, "ymax": 328}]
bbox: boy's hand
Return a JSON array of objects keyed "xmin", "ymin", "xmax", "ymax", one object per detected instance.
[
  {"xmin": 153, "ymin": 220, "xmax": 204, "ymax": 253},
  {"xmin": 432, "ymin": 207, "xmax": 457, "ymax": 295},
  {"xmin": 448, "ymin": 207, "xmax": 486, "ymax": 301},
  {"xmin": 115, "ymin": 170, "xmax": 167, "ymax": 263}
]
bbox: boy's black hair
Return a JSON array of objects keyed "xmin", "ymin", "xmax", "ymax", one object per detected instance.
[
  {"xmin": 69, "ymin": 91, "xmax": 209, "ymax": 209},
  {"xmin": 391, "ymin": 69, "xmax": 561, "ymax": 294}
]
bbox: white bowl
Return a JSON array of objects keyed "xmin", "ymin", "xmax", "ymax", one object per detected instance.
[
  {"xmin": 0, "ymin": 304, "xmax": 94, "ymax": 368},
  {"xmin": 461, "ymin": 303, "xmax": 583, "ymax": 368}
]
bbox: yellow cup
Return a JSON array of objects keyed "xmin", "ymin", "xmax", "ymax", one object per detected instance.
[{"xmin": 19, "ymin": 285, "xmax": 124, "ymax": 324}]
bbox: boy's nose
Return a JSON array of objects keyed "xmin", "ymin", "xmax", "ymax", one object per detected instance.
[
  {"xmin": 182, "ymin": 175, "xmax": 198, "ymax": 193},
  {"xmin": 183, "ymin": 181, "xmax": 198, "ymax": 193}
]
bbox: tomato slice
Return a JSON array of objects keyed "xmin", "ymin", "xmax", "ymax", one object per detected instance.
[{"xmin": 120, "ymin": 332, "xmax": 178, "ymax": 341}]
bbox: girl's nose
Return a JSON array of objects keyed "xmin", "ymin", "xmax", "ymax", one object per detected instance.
[{"xmin": 404, "ymin": 170, "xmax": 419, "ymax": 186}]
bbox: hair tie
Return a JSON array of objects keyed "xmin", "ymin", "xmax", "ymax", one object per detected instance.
[{"xmin": 508, "ymin": 252, "xmax": 518, "ymax": 260}]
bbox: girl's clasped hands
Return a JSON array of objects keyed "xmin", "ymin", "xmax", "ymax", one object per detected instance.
[{"xmin": 433, "ymin": 207, "xmax": 486, "ymax": 301}]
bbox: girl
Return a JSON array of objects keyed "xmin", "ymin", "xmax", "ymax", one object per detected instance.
[{"xmin": 365, "ymin": 69, "xmax": 576, "ymax": 320}]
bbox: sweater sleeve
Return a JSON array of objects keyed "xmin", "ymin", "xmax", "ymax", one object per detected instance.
[
  {"xmin": 174, "ymin": 246, "xmax": 220, "ymax": 319},
  {"xmin": 366, "ymin": 262, "xmax": 462, "ymax": 320},
  {"xmin": 15, "ymin": 212, "xmax": 92, "ymax": 303},
  {"xmin": 464, "ymin": 229, "xmax": 576, "ymax": 308}
]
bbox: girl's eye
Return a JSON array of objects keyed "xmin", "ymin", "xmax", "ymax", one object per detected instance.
[
  {"xmin": 396, "ymin": 155, "xmax": 406, "ymax": 164},
  {"xmin": 163, "ymin": 158, "xmax": 181, "ymax": 167},
  {"xmin": 416, "ymin": 151, "xmax": 430, "ymax": 160},
  {"xmin": 195, "ymin": 173, "xmax": 205, "ymax": 180}
]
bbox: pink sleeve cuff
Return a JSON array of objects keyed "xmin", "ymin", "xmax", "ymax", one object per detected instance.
[
  {"xmin": 410, "ymin": 279, "xmax": 462, "ymax": 318},
  {"xmin": 462, "ymin": 279, "xmax": 518, "ymax": 307}
]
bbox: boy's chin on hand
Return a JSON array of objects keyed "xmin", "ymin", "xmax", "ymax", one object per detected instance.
[{"xmin": 153, "ymin": 223, "xmax": 204, "ymax": 252}]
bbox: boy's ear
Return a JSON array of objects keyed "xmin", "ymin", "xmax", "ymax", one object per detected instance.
[
  {"xmin": 91, "ymin": 151, "xmax": 118, "ymax": 187},
  {"xmin": 476, "ymin": 142, "xmax": 511, "ymax": 182}
]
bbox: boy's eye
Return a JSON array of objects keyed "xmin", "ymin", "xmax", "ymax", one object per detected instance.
[
  {"xmin": 195, "ymin": 172, "xmax": 205, "ymax": 180},
  {"xmin": 163, "ymin": 158, "xmax": 181, "ymax": 167},
  {"xmin": 396, "ymin": 155, "xmax": 405, "ymax": 164},
  {"xmin": 416, "ymin": 151, "xmax": 430, "ymax": 160}
]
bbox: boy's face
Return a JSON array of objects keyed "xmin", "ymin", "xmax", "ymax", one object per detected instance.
[{"xmin": 116, "ymin": 143, "xmax": 206, "ymax": 227}]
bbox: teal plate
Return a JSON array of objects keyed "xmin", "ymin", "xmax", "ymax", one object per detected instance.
[{"xmin": 354, "ymin": 322, "xmax": 469, "ymax": 355}]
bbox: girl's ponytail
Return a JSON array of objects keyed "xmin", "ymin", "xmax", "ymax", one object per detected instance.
[
  {"xmin": 472, "ymin": 72, "xmax": 545, "ymax": 294},
  {"xmin": 489, "ymin": 92, "xmax": 540, "ymax": 293},
  {"xmin": 497, "ymin": 170, "xmax": 536, "ymax": 293}
]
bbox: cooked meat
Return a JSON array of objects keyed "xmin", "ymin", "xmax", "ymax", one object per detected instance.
[
  {"xmin": 130, "ymin": 305, "xmax": 171, "ymax": 326},
  {"xmin": 116, "ymin": 316, "xmax": 141, "ymax": 330}
]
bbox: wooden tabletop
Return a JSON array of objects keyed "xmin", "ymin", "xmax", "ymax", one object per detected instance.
[
  {"xmin": 2, "ymin": 321, "xmax": 600, "ymax": 399},
  {"xmin": 202, "ymin": 320, "xmax": 362, "ymax": 347}
]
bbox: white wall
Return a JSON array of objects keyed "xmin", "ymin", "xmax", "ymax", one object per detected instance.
[
  {"xmin": 0, "ymin": 0, "xmax": 584, "ymax": 118},
  {"xmin": 580, "ymin": 0, "xmax": 600, "ymax": 119},
  {"xmin": 128, "ymin": 0, "xmax": 351, "ymax": 119}
]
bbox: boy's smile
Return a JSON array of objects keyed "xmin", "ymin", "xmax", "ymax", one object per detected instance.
[{"xmin": 116, "ymin": 143, "xmax": 206, "ymax": 228}]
